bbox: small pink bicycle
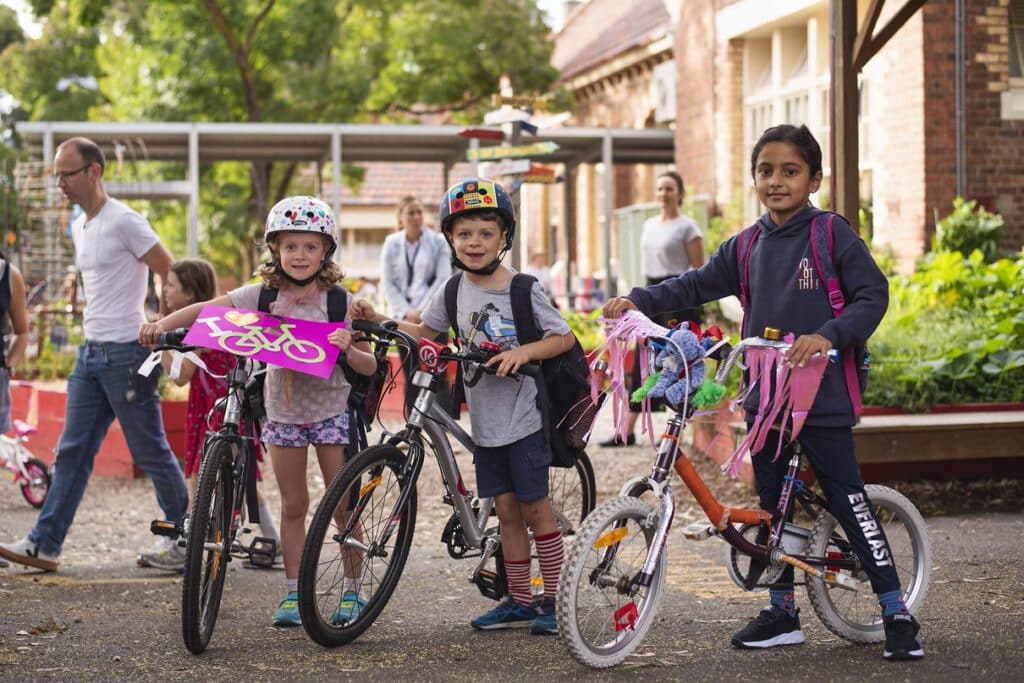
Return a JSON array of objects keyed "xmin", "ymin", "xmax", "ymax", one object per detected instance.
[{"xmin": 1, "ymin": 418, "xmax": 52, "ymax": 509}]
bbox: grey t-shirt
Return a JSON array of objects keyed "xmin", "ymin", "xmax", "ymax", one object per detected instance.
[
  {"xmin": 229, "ymin": 284, "xmax": 351, "ymax": 425},
  {"xmin": 421, "ymin": 275, "xmax": 570, "ymax": 447}
]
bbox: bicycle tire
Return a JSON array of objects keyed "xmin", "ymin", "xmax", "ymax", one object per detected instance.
[
  {"xmin": 805, "ymin": 484, "xmax": 932, "ymax": 643},
  {"xmin": 182, "ymin": 439, "xmax": 234, "ymax": 654},
  {"xmin": 298, "ymin": 444, "xmax": 417, "ymax": 647},
  {"xmin": 20, "ymin": 457, "xmax": 52, "ymax": 509},
  {"xmin": 549, "ymin": 451, "xmax": 597, "ymax": 536},
  {"xmin": 557, "ymin": 496, "xmax": 667, "ymax": 668}
]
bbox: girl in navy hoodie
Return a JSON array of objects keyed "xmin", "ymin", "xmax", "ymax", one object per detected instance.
[{"xmin": 603, "ymin": 124, "xmax": 923, "ymax": 662}]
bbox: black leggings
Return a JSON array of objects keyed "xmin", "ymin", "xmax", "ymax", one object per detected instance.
[{"xmin": 751, "ymin": 425, "xmax": 901, "ymax": 595}]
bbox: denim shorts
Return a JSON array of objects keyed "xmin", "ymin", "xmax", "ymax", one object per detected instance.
[
  {"xmin": 261, "ymin": 412, "xmax": 349, "ymax": 447},
  {"xmin": 474, "ymin": 430, "xmax": 551, "ymax": 504}
]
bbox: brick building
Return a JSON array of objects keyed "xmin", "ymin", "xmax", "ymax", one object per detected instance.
[{"xmin": 676, "ymin": 0, "xmax": 1024, "ymax": 272}]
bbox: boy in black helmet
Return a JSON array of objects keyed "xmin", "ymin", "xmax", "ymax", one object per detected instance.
[{"xmin": 352, "ymin": 178, "xmax": 573, "ymax": 634}]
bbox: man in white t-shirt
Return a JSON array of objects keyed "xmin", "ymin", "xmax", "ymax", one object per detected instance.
[{"xmin": 0, "ymin": 137, "xmax": 188, "ymax": 573}]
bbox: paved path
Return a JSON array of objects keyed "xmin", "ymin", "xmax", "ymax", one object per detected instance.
[{"xmin": 2, "ymin": 415, "xmax": 1023, "ymax": 681}]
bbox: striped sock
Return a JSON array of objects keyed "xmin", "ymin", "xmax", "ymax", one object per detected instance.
[
  {"xmin": 534, "ymin": 531, "xmax": 564, "ymax": 595},
  {"xmin": 504, "ymin": 558, "xmax": 533, "ymax": 608}
]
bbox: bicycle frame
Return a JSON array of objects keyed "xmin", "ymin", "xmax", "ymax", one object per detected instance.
[{"xmin": 0, "ymin": 433, "xmax": 34, "ymax": 483}]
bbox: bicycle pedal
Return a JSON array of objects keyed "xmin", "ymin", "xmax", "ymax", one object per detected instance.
[
  {"xmin": 471, "ymin": 568, "xmax": 506, "ymax": 601},
  {"xmin": 247, "ymin": 537, "xmax": 277, "ymax": 569},
  {"xmin": 681, "ymin": 522, "xmax": 717, "ymax": 541},
  {"xmin": 150, "ymin": 519, "xmax": 182, "ymax": 538}
]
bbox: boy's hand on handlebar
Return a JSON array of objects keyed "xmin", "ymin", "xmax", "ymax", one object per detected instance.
[
  {"xmin": 349, "ymin": 299, "xmax": 381, "ymax": 323},
  {"xmin": 786, "ymin": 333, "xmax": 832, "ymax": 368},
  {"xmin": 139, "ymin": 321, "xmax": 167, "ymax": 348},
  {"xmin": 485, "ymin": 347, "xmax": 530, "ymax": 377},
  {"xmin": 602, "ymin": 297, "xmax": 637, "ymax": 319}
]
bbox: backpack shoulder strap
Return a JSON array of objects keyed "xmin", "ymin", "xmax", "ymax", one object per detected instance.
[
  {"xmin": 326, "ymin": 285, "xmax": 348, "ymax": 323},
  {"xmin": 257, "ymin": 285, "xmax": 277, "ymax": 313},
  {"xmin": 735, "ymin": 224, "xmax": 760, "ymax": 312},
  {"xmin": 510, "ymin": 273, "xmax": 540, "ymax": 345},
  {"xmin": 809, "ymin": 213, "xmax": 844, "ymax": 316},
  {"xmin": 444, "ymin": 272, "xmax": 463, "ymax": 338}
]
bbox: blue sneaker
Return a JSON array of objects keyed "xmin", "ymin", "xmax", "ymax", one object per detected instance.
[
  {"xmin": 471, "ymin": 599, "xmax": 537, "ymax": 630},
  {"xmin": 531, "ymin": 598, "xmax": 558, "ymax": 635},
  {"xmin": 272, "ymin": 591, "xmax": 301, "ymax": 627},
  {"xmin": 331, "ymin": 591, "xmax": 366, "ymax": 626}
]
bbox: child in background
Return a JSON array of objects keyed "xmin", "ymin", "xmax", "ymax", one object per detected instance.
[
  {"xmin": 140, "ymin": 197, "xmax": 376, "ymax": 627},
  {"xmin": 352, "ymin": 178, "xmax": 573, "ymax": 635},
  {"xmin": 137, "ymin": 258, "xmax": 280, "ymax": 570},
  {"xmin": 603, "ymin": 124, "xmax": 924, "ymax": 661}
]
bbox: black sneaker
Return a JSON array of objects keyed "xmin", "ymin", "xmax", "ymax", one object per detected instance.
[
  {"xmin": 598, "ymin": 434, "xmax": 636, "ymax": 448},
  {"xmin": 883, "ymin": 613, "xmax": 924, "ymax": 661},
  {"xmin": 732, "ymin": 606, "xmax": 805, "ymax": 649}
]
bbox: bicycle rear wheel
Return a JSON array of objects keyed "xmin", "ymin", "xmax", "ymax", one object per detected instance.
[
  {"xmin": 182, "ymin": 439, "xmax": 234, "ymax": 654},
  {"xmin": 557, "ymin": 496, "xmax": 666, "ymax": 668},
  {"xmin": 548, "ymin": 450, "xmax": 596, "ymax": 536},
  {"xmin": 20, "ymin": 457, "xmax": 52, "ymax": 509},
  {"xmin": 805, "ymin": 484, "xmax": 931, "ymax": 643},
  {"xmin": 298, "ymin": 444, "xmax": 417, "ymax": 647}
]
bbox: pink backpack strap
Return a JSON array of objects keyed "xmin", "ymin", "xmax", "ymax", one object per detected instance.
[
  {"xmin": 735, "ymin": 225, "xmax": 760, "ymax": 333},
  {"xmin": 808, "ymin": 213, "xmax": 863, "ymax": 415}
]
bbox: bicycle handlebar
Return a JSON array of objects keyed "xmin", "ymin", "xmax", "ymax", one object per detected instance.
[
  {"xmin": 154, "ymin": 328, "xmax": 192, "ymax": 351},
  {"xmin": 713, "ymin": 336, "xmax": 840, "ymax": 384},
  {"xmin": 349, "ymin": 318, "xmax": 540, "ymax": 379}
]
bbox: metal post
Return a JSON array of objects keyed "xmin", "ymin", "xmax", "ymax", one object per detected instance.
[
  {"xmin": 331, "ymin": 130, "xmax": 343, "ymax": 264},
  {"xmin": 187, "ymin": 127, "xmax": 199, "ymax": 257},
  {"xmin": 830, "ymin": 0, "xmax": 859, "ymax": 227},
  {"xmin": 602, "ymin": 131, "xmax": 614, "ymax": 301},
  {"xmin": 564, "ymin": 163, "xmax": 577, "ymax": 309}
]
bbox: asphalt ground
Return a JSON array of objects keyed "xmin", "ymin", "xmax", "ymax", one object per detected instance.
[{"xmin": 2, "ymin": 413, "xmax": 1023, "ymax": 681}]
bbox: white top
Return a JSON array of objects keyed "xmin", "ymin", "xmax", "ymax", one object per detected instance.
[
  {"xmin": 72, "ymin": 198, "xmax": 160, "ymax": 342},
  {"xmin": 639, "ymin": 214, "xmax": 703, "ymax": 279}
]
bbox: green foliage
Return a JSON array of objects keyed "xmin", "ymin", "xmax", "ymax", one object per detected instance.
[
  {"xmin": 865, "ymin": 250, "xmax": 1024, "ymax": 410},
  {"xmin": 562, "ymin": 308, "xmax": 603, "ymax": 351},
  {"xmin": 932, "ymin": 197, "xmax": 1005, "ymax": 263}
]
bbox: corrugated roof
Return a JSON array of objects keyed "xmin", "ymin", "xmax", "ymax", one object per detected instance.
[
  {"xmin": 553, "ymin": 0, "xmax": 670, "ymax": 81},
  {"xmin": 334, "ymin": 161, "xmax": 473, "ymax": 206}
]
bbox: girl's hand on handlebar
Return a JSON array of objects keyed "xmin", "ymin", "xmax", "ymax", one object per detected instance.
[
  {"xmin": 485, "ymin": 347, "xmax": 530, "ymax": 377},
  {"xmin": 139, "ymin": 321, "xmax": 167, "ymax": 348},
  {"xmin": 602, "ymin": 297, "xmax": 637, "ymax": 319},
  {"xmin": 786, "ymin": 333, "xmax": 832, "ymax": 368},
  {"xmin": 328, "ymin": 327, "xmax": 353, "ymax": 353}
]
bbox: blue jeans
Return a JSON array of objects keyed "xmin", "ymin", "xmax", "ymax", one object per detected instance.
[{"xmin": 29, "ymin": 341, "xmax": 188, "ymax": 556}]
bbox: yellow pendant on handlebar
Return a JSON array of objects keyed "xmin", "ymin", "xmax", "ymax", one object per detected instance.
[
  {"xmin": 763, "ymin": 327, "xmax": 781, "ymax": 341},
  {"xmin": 359, "ymin": 476, "xmax": 383, "ymax": 498},
  {"xmin": 593, "ymin": 527, "xmax": 629, "ymax": 549}
]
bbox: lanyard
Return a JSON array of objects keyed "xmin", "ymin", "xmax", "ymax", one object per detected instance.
[{"xmin": 405, "ymin": 238, "xmax": 421, "ymax": 288}]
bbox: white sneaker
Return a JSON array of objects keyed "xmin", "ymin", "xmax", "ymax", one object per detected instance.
[
  {"xmin": 0, "ymin": 537, "xmax": 59, "ymax": 572},
  {"xmin": 138, "ymin": 537, "xmax": 185, "ymax": 571},
  {"xmin": 136, "ymin": 538, "xmax": 168, "ymax": 567}
]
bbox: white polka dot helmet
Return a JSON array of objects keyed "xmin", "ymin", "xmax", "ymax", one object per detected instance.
[{"xmin": 264, "ymin": 196, "xmax": 338, "ymax": 255}]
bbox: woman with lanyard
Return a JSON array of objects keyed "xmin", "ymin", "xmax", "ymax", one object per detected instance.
[
  {"xmin": 599, "ymin": 170, "xmax": 706, "ymax": 447},
  {"xmin": 379, "ymin": 195, "xmax": 452, "ymax": 411}
]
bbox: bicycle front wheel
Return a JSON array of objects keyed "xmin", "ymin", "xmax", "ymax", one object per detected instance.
[
  {"xmin": 20, "ymin": 457, "xmax": 52, "ymax": 509},
  {"xmin": 298, "ymin": 444, "xmax": 417, "ymax": 647},
  {"xmin": 557, "ymin": 496, "xmax": 666, "ymax": 669},
  {"xmin": 182, "ymin": 439, "xmax": 234, "ymax": 654},
  {"xmin": 805, "ymin": 484, "xmax": 932, "ymax": 643}
]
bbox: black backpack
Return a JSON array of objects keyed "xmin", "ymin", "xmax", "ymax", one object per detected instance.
[
  {"xmin": 444, "ymin": 272, "xmax": 601, "ymax": 468},
  {"xmin": 257, "ymin": 285, "xmax": 391, "ymax": 427}
]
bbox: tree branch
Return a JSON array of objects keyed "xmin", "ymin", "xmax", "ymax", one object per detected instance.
[
  {"xmin": 245, "ymin": 0, "xmax": 276, "ymax": 49},
  {"xmin": 203, "ymin": 0, "xmax": 262, "ymax": 121}
]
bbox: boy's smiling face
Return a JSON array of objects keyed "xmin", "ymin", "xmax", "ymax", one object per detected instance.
[{"xmin": 449, "ymin": 215, "xmax": 506, "ymax": 271}]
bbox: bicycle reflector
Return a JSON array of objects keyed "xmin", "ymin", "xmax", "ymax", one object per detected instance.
[{"xmin": 417, "ymin": 338, "xmax": 447, "ymax": 373}]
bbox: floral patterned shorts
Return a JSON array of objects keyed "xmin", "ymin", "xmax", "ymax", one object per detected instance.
[{"xmin": 261, "ymin": 412, "xmax": 350, "ymax": 447}]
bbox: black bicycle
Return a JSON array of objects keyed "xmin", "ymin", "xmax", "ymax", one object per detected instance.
[
  {"xmin": 149, "ymin": 327, "xmax": 390, "ymax": 654},
  {"xmin": 298, "ymin": 320, "xmax": 598, "ymax": 647}
]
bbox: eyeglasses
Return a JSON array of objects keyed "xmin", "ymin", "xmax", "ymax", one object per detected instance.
[{"xmin": 52, "ymin": 163, "xmax": 93, "ymax": 181}]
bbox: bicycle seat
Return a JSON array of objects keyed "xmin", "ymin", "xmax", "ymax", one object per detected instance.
[{"xmin": 13, "ymin": 420, "xmax": 36, "ymax": 437}]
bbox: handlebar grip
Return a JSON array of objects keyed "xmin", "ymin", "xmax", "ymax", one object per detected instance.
[
  {"xmin": 157, "ymin": 328, "xmax": 189, "ymax": 347},
  {"xmin": 351, "ymin": 319, "xmax": 377, "ymax": 334},
  {"xmin": 517, "ymin": 363, "xmax": 541, "ymax": 378}
]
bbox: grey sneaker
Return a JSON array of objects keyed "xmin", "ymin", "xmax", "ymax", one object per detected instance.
[
  {"xmin": 0, "ymin": 537, "xmax": 59, "ymax": 572},
  {"xmin": 138, "ymin": 537, "xmax": 186, "ymax": 571}
]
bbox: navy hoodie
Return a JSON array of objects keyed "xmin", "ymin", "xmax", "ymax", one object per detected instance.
[{"xmin": 626, "ymin": 206, "xmax": 888, "ymax": 427}]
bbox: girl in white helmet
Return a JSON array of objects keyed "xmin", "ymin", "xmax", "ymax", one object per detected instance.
[{"xmin": 140, "ymin": 196, "xmax": 377, "ymax": 627}]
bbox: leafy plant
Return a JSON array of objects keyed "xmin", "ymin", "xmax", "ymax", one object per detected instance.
[{"xmin": 932, "ymin": 197, "xmax": 1005, "ymax": 263}]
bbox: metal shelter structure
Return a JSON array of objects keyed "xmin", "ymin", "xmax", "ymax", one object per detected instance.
[{"xmin": 17, "ymin": 121, "xmax": 675, "ymax": 299}]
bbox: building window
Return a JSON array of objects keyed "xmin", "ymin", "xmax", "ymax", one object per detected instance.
[{"xmin": 1012, "ymin": 0, "xmax": 1024, "ymax": 79}]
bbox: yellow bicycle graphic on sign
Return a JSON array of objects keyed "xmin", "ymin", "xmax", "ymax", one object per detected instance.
[{"xmin": 218, "ymin": 322, "xmax": 326, "ymax": 364}]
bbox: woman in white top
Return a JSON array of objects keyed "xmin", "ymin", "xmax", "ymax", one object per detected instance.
[{"xmin": 600, "ymin": 170, "xmax": 705, "ymax": 447}]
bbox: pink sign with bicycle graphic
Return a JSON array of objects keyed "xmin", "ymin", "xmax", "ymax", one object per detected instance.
[{"xmin": 183, "ymin": 305, "xmax": 345, "ymax": 379}]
